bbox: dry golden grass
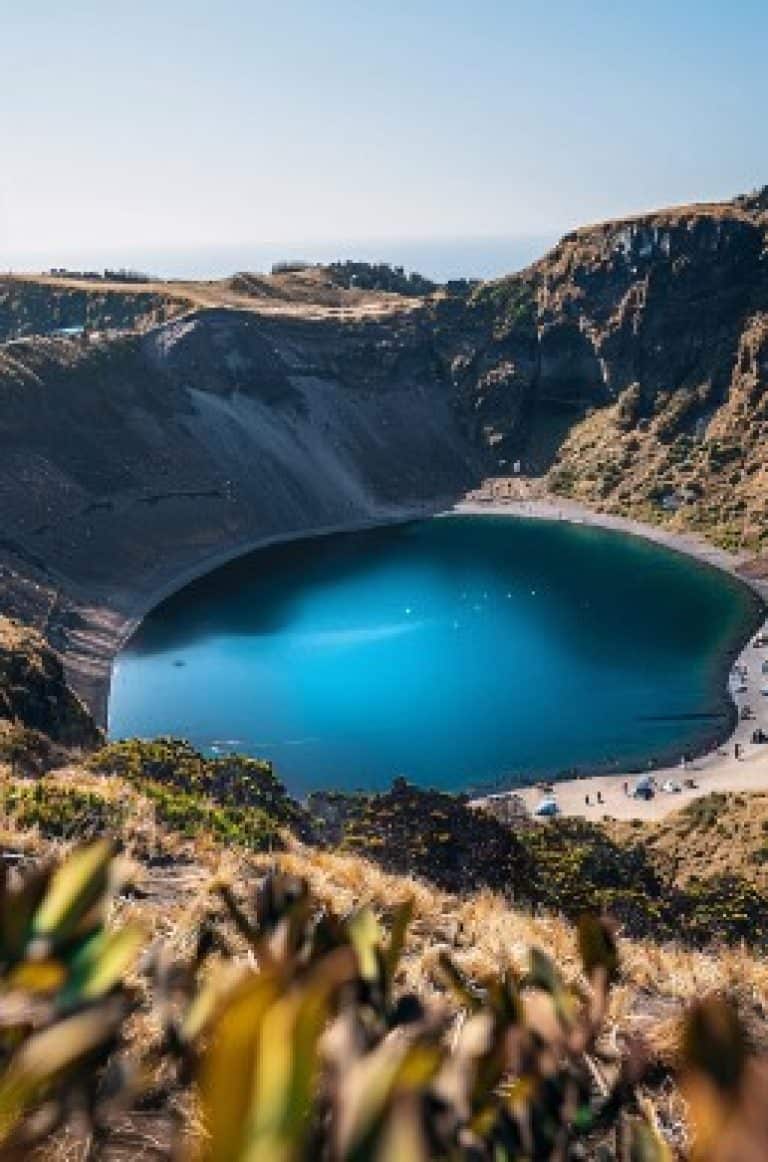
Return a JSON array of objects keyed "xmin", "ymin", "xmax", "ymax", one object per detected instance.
[
  {"xmin": 257, "ymin": 838, "xmax": 768, "ymax": 1066},
  {"xmin": 566, "ymin": 198, "xmax": 753, "ymax": 240},
  {"xmin": 606, "ymin": 791, "xmax": 768, "ymax": 891},
  {"xmin": 6, "ymin": 768, "xmax": 768, "ymax": 1160},
  {"xmin": 5, "ymin": 268, "xmax": 422, "ymax": 323},
  {"xmin": 6, "ymin": 762, "xmax": 768, "ymax": 1077}
]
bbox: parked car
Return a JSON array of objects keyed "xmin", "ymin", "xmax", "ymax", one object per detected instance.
[
  {"xmin": 661, "ymin": 779, "xmax": 682, "ymax": 793},
  {"xmin": 534, "ymin": 797, "xmax": 559, "ymax": 817},
  {"xmin": 632, "ymin": 777, "xmax": 655, "ymax": 800}
]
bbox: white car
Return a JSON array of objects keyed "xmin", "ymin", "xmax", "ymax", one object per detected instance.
[{"xmin": 661, "ymin": 779, "xmax": 682, "ymax": 793}]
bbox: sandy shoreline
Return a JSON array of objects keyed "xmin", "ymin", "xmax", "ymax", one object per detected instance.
[{"xmin": 457, "ymin": 495, "xmax": 768, "ymax": 822}]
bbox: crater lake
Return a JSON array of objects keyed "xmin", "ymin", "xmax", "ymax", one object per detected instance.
[{"xmin": 109, "ymin": 516, "xmax": 760, "ymax": 795}]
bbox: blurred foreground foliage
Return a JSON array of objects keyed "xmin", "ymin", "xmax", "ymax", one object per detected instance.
[{"xmin": 0, "ymin": 842, "xmax": 766, "ymax": 1159}]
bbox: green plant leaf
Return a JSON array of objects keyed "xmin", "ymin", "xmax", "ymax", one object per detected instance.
[
  {"xmin": 629, "ymin": 1112, "xmax": 673, "ymax": 1161},
  {"xmin": 682, "ymin": 995, "xmax": 747, "ymax": 1095},
  {"xmin": 0, "ymin": 868, "xmax": 50, "ymax": 962},
  {"xmin": 437, "ymin": 951, "xmax": 484, "ymax": 1012},
  {"xmin": 199, "ymin": 975, "xmax": 281, "ymax": 1162},
  {"xmin": 64, "ymin": 925, "xmax": 144, "ymax": 1003},
  {"xmin": 0, "ymin": 1002, "xmax": 123, "ymax": 1145},
  {"xmin": 382, "ymin": 901, "xmax": 413, "ymax": 994},
  {"xmin": 347, "ymin": 907, "xmax": 383, "ymax": 984},
  {"xmin": 32, "ymin": 840, "xmax": 114, "ymax": 944}
]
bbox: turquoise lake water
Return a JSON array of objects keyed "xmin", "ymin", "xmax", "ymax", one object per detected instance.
[{"xmin": 108, "ymin": 516, "xmax": 760, "ymax": 795}]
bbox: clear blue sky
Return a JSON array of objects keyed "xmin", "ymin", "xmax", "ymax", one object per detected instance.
[{"xmin": 1, "ymin": 0, "xmax": 764, "ymax": 270}]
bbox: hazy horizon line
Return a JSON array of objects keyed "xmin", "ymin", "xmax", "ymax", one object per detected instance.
[{"xmin": 1, "ymin": 232, "xmax": 562, "ymax": 283}]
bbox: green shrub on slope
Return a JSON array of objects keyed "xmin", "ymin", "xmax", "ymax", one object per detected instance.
[{"xmin": 89, "ymin": 736, "xmax": 310, "ymax": 846}]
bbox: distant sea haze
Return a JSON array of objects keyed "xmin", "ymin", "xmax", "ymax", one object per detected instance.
[{"xmin": 5, "ymin": 234, "xmax": 559, "ymax": 284}]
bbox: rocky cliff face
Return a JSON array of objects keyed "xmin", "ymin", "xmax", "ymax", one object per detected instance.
[
  {"xmin": 0, "ymin": 190, "xmax": 766, "ymax": 724},
  {"xmin": 0, "ymin": 616, "xmax": 101, "ymax": 746},
  {"xmin": 0, "ymin": 278, "xmax": 182, "ymax": 342},
  {"xmin": 447, "ymin": 194, "xmax": 767, "ymax": 548}
]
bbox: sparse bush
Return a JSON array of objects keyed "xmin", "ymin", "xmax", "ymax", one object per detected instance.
[
  {"xmin": 682, "ymin": 793, "xmax": 727, "ymax": 830},
  {"xmin": 615, "ymin": 382, "xmax": 643, "ymax": 430},
  {"xmin": 89, "ymin": 736, "xmax": 310, "ymax": 839},
  {"xmin": 0, "ymin": 722, "xmax": 61, "ymax": 775},
  {"xmin": 326, "ymin": 260, "xmax": 436, "ymax": 296},
  {"xmin": 337, "ymin": 778, "xmax": 538, "ymax": 897},
  {"xmin": 6, "ymin": 781, "xmax": 126, "ymax": 839}
]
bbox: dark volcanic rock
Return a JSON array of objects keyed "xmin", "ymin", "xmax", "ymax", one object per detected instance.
[{"xmin": 0, "ymin": 616, "xmax": 101, "ymax": 747}]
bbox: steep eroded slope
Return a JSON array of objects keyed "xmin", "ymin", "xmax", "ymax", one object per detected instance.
[{"xmin": 0, "ymin": 306, "xmax": 483, "ymax": 716}]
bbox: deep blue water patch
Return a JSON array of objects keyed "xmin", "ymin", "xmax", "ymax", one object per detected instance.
[{"xmin": 109, "ymin": 516, "xmax": 761, "ymax": 795}]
